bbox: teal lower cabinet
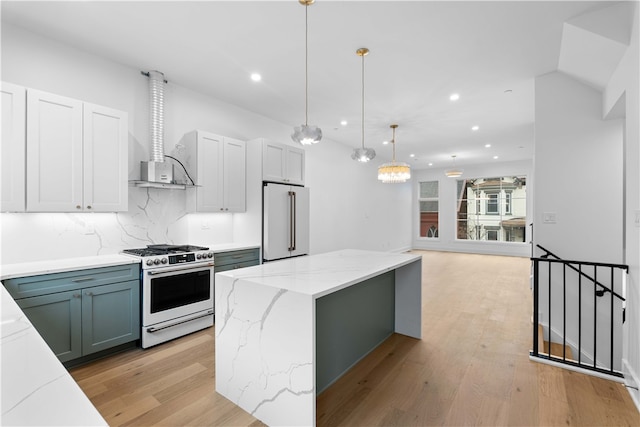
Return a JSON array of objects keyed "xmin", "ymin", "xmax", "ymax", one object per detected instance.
[
  {"xmin": 17, "ymin": 290, "xmax": 83, "ymax": 362},
  {"xmin": 214, "ymin": 248, "xmax": 260, "ymax": 273},
  {"xmin": 4, "ymin": 264, "xmax": 140, "ymax": 364},
  {"xmin": 81, "ymin": 280, "xmax": 140, "ymax": 355}
]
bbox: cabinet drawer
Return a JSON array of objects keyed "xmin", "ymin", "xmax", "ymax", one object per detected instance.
[
  {"xmin": 3, "ymin": 263, "xmax": 140, "ymax": 299},
  {"xmin": 215, "ymin": 259, "xmax": 260, "ymax": 273},
  {"xmin": 214, "ymin": 248, "xmax": 260, "ymax": 268}
]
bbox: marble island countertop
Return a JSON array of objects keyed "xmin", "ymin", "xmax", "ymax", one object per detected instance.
[
  {"xmin": 215, "ymin": 248, "xmax": 421, "ymax": 298},
  {"xmin": 1, "ymin": 285, "xmax": 107, "ymax": 426},
  {"xmin": 215, "ymin": 249, "xmax": 423, "ymax": 426}
]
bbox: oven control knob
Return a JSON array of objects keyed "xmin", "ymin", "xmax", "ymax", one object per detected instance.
[
  {"xmin": 146, "ymin": 259, "xmax": 154, "ymax": 266},
  {"xmin": 196, "ymin": 253, "xmax": 202, "ymax": 259},
  {"xmin": 208, "ymin": 252, "xmax": 213, "ymax": 258},
  {"xmin": 153, "ymin": 259, "xmax": 160, "ymax": 265},
  {"xmin": 161, "ymin": 258, "xmax": 167, "ymax": 264}
]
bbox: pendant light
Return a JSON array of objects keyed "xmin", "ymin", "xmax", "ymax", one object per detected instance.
[
  {"xmin": 378, "ymin": 124, "xmax": 411, "ymax": 183},
  {"xmin": 291, "ymin": 0, "xmax": 322, "ymax": 146},
  {"xmin": 445, "ymin": 155, "xmax": 463, "ymax": 178},
  {"xmin": 351, "ymin": 47, "xmax": 376, "ymax": 162}
]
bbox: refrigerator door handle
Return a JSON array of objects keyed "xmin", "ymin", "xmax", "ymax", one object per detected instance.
[{"xmin": 288, "ymin": 191, "xmax": 296, "ymax": 251}]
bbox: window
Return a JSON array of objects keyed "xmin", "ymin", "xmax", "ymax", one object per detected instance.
[
  {"xmin": 456, "ymin": 176, "xmax": 526, "ymax": 243},
  {"xmin": 486, "ymin": 193, "xmax": 498, "ymax": 214},
  {"xmin": 419, "ymin": 181, "xmax": 439, "ymax": 238}
]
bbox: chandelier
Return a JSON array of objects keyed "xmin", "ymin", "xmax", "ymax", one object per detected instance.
[
  {"xmin": 351, "ymin": 47, "xmax": 376, "ymax": 162},
  {"xmin": 378, "ymin": 124, "xmax": 411, "ymax": 183},
  {"xmin": 291, "ymin": 0, "xmax": 322, "ymax": 146},
  {"xmin": 445, "ymin": 155, "xmax": 463, "ymax": 178}
]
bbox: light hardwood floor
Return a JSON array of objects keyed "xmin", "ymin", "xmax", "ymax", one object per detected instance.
[{"xmin": 70, "ymin": 251, "xmax": 640, "ymax": 426}]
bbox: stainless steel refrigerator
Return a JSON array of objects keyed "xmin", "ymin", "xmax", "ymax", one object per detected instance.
[{"xmin": 263, "ymin": 182, "xmax": 310, "ymax": 262}]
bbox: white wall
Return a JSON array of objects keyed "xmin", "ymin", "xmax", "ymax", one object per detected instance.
[
  {"xmin": 534, "ymin": 71, "xmax": 624, "ymax": 264},
  {"xmin": 0, "ymin": 23, "xmax": 412, "ymax": 264},
  {"xmin": 605, "ymin": 2, "xmax": 640, "ymax": 409},
  {"xmin": 411, "ymin": 160, "xmax": 533, "ymax": 257}
]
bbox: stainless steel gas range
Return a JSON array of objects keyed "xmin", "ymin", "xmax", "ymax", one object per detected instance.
[{"xmin": 122, "ymin": 244, "xmax": 214, "ymax": 348}]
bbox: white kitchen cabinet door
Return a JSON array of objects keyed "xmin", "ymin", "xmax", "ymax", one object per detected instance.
[
  {"xmin": 184, "ymin": 131, "xmax": 246, "ymax": 213},
  {"xmin": 196, "ymin": 132, "xmax": 224, "ymax": 212},
  {"xmin": 222, "ymin": 137, "xmax": 246, "ymax": 212},
  {"xmin": 262, "ymin": 141, "xmax": 305, "ymax": 185},
  {"xmin": 26, "ymin": 89, "xmax": 83, "ymax": 212},
  {"xmin": 83, "ymin": 103, "xmax": 128, "ymax": 212},
  {"xmin": 285, "ymin": 145, "xmax": 305, "ymax": 186},
  {"xmin": 1, "ymin": 82, "xmax": 26, "ymax": 212}
]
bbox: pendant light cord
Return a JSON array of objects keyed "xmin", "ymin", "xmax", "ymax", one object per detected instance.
[
  {"xmin": 391, "ymin": 126, "xmax": 397, "ymax": 162},
  {"xmin": 304, "ymin": 4, "xmax": 309, "ymax": 126},
  {"xmin": 361, "ymin": 51, "xmax": 365, "ymax": 150}
]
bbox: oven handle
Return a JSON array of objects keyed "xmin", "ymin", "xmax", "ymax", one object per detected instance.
[
  {"xmin": 146, "ymin": 310, "xmax": 214, "ymax": 333},
  {"xmin": 146, "ymin": 262, "xmax": 214, "ymax": 275}
]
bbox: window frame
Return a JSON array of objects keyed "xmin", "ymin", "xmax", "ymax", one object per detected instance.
[{"xmin": 418, "ymin": 180, "xmax": 440, "ymax": 240}]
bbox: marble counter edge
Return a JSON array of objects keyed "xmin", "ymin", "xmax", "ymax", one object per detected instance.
[
  {"xmin": 215, "ymin": 250, "xmax": 422, "ymax": 299},
  {"xmin": 0, "ymin": 254, "xmax": 141, "ymax": 281},
  {"xmin": 208, "ymin": 243, "xmax": 261, "ymax": 253},
  {"xmin": 1, "ymin": 286, "xmax": 107, "ymax": 426}
]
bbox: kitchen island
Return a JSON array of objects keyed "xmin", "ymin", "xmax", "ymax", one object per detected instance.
[{"xmin": 215, "ymin": 249, "xmax": 422, "ymax": 426}]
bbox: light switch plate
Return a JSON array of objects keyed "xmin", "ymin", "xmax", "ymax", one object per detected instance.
[{"xmin": 543, "ymin": 212, "xmax": 557, "ymax": 224}]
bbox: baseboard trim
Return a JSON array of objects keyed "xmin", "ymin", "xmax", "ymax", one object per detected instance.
[
  {"xmin": 622, "ymin": 358, "xmax": 640, "ymax": 413},
  {"xmin": 529, "ymin": 354, "xmax": 625, "ymax": 384}
]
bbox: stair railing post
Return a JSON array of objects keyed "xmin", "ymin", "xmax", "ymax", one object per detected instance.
[{"xmin": 532, "ymin": 259, "xmax": 539, "ymax": 356}]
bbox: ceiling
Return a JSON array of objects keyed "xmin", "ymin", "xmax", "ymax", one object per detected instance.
[{"xmin": 0, "ymin": 0, "xmax": 618, "ymax": 169}]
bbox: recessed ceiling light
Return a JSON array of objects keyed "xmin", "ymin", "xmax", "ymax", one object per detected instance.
[
  {"xmin": 410, "ymin": 154, "xmax": 415, "ymax": 158},
  {"xmin": 382, "ymin": 140, "xmax": 389, "ymax": 145},
  {"xmin": 250, "ymin": 73, "xmax": 261, "ymax": 82},
  {"xmin": 340, "ymin": 120, "xmax": 348, "ymax": 126},
  {"xmin": 428, "ymin": 162, "xmax": 433, "ymax": 166},
  {"xmin": 472, "ymin": 125, "xmax": 479, "ymax": 131},
  {"xmin": 485, "ymin": 144, "xmax": 491, "ymax": 148},
  {"xmin": 449, "ymin": 93, "xmax": 460, "ymax": 101},
  {"xmin": 493, "ymin": 155, "xmax": 499, "ymax": 159}
]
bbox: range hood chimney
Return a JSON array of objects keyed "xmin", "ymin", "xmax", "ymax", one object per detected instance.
[{"xmin": 140, "ymin": 70, "xmax": 174, "ymax": 183}]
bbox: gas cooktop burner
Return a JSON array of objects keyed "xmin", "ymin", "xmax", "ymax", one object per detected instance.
[{"xmin": 122, "ymin": 244, "xmax": 209, "ymax": 257}]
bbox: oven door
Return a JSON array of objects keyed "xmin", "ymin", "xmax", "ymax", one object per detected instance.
[{"xmin": 142, "ymin": 263, "xmax": 214, "ymax": 327}]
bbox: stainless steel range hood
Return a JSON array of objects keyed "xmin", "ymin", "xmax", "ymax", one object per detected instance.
[{"xmin": 131, "ymin": 70, "xmax": 186, "ymax": 189}]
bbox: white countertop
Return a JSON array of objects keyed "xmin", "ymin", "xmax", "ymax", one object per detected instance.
[
  {"xmin": 0, "ymin": 254, "xmax": 140, "ymax": 281},
  {"xmin": 216, "ymin": 249, "xmax": 421, "ymax": 299},
  {"xmin": 0, "ymin": 243, "xmax": 260, "ymax": 281},
  {"xmin": 208, "ymin": 243, "xmax": 260, "ymax": 253},
  {"xmin": 1, "ymin": 285, "xmax": 107, "ymax": 426}
]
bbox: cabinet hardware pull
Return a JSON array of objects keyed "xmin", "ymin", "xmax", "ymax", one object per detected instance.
[
  {"xmin": 86, "ymin": 205, "xmax": 92, "ymax": 209},
  {"xmin": 71, "ymin": 277, "xmax": 95, "ymax": 283},
  {"xmin": 85, "ymin": 292, "xmax": 94, "ymax": 296},
  {"xmin": 231, "ymin": 255, "xmax": 243, "ymax": 259},
  {"xmin": 73, "ymin": 294, "xmax": 81, "ymax": 298},
  {"xmin": 76, "ymin": 205, "xmax": 81, "ymax": 209}
]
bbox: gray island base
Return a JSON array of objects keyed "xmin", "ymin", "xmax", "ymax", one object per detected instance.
[{"xmin": 215, "ymin": 249, "xmax": 422, "ymax": 426}]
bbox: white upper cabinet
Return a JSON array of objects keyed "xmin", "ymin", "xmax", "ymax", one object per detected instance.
[
  {"xmin": 26, "ymin": 89, "xmax": 128, "ymax": 212},
  {"xmin": 83, "ymin": 103, "xmax": 128, "ymax": 212},
  {"xmin": 183, "ymin": 130, "xmax": 246, "ymax": 213},
  {"xmin": 262, "ymin": 141, "xmax": 305, "ymax": 186},
  {"xmin": 1, "ymin": 82, "xmax": 26, "ymax": 212}
]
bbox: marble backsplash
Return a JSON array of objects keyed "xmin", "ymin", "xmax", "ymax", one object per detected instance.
[{"xmin": 0, "ymin": 186, "xmax": 236, "ymax": 265}]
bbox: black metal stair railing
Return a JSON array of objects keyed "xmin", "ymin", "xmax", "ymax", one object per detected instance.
[{"xmin": 531, "ymin": 245, "xmax": 628, "ymax": 378}]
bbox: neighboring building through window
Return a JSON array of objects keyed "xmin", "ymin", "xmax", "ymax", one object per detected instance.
[
  {"xmin": 456, "ymin": 176, "xmax": 526, "ymax": 242},
  {"xmin": 419, "ymin": 181, "xmax": 439, "ymax": 238}
]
